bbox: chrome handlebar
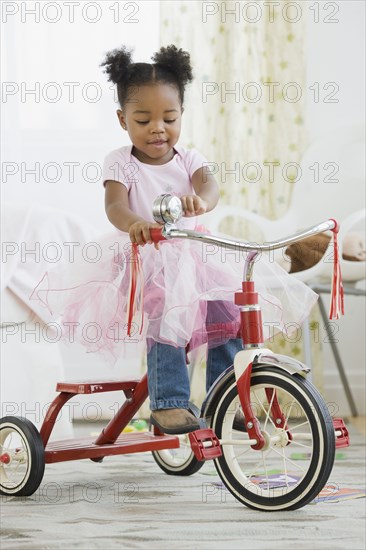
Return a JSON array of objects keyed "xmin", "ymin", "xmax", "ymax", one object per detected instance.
[
  {"xmin": 161, "ymin": 220, "xmax": 335, "ymax": 253},
  {"xmin": 152, "ymin": 194, "xmax": 336, "ymax": 253}
]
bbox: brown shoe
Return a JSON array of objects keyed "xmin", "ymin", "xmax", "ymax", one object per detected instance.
[
  {"xmin": 151, "ymin": 408, "xmax": 200, "ymax": 434},
  {"xmin": 232, "ymin": 410, "xmax": 247, "ymax": 432}
]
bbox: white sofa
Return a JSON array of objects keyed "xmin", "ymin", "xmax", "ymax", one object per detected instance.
[
  {"xmin": 1, "ymin": 201, "xmax": 145, "ymax": 432},
  {"xmin": 1, "ymin": 202, "xmax": 102, "ymax": 436}
]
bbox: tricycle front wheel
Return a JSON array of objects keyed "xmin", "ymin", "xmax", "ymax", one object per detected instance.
[{"xmin": 211, "ymin": 368, "xmax": 335, "ymax": 511}]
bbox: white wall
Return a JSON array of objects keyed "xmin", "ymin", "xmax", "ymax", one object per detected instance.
[
  {"xmin": 305, "ymin": 1, "xmax": 365, "ymax": 415},
  {"xmin": 306, "ymin": 0, "xmax": 365, "ymax": 141},
  {"xmin": 1, "ymin": 1, "xmax": 160, "ymax": 420},
  {"xmin": 2, "ymin": 1, "xmax": 160, "ymax": 232}
]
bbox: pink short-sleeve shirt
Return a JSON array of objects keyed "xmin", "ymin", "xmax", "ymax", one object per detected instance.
[{"xmin": 102, "ymin": 145, "xmax": 208, "ymax": 229}]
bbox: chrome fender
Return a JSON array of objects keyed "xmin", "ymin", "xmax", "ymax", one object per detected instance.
[
  {"xmin": 234, "ymin": 348, "xmax": 310, "ymax": 380},
  {"xmin": 253, "ymin": 351, "xmax": 311, "ymax": 376},
  {"xmin": 201, "ymin": 349, "xmax": 310, "ymax": 420}
]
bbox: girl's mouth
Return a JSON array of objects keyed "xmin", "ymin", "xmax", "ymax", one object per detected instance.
[{"xmin": 149, "ymin": 140, "xmax": 167, "ymax": 147}]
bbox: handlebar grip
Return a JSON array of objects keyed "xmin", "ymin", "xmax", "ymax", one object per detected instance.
[{"xmin": 150, "ymin": 227, "xmax": 166, "ymax": 243}]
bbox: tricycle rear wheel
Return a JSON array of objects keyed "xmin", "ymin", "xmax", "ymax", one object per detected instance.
[
  {"xmin": 0, "ymin": 416, "xmax": 45, "ymax": 496},
  {"xmin": 151, "ymin": 430, "xmax": 204, "ymax": 476}
]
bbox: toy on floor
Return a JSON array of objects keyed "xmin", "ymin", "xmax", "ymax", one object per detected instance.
[{"xmin": 122, "ymin": 419, "xmax": 148, "ymax": 433}]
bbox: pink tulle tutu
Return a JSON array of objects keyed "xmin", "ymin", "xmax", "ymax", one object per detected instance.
[{"xmin": 30, "ymin": 228, "xmax": 318, "ymax": 365}]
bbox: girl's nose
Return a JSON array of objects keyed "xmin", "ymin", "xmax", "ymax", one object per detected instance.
[{"xmin": 151, "ymin": 122, "xmax": 165, "ymax": 133}]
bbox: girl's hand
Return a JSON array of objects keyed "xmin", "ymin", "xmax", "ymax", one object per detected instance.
[
  {"xmin": 129, "ymin": 221, "xmax": 162, "ymax": 250},
  {"xmin": 181, "ymin": 195, "xmax": 208, "ymax": 217}
]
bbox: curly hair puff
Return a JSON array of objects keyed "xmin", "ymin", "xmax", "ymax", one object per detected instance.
[{"xmin": 100, "ymin": 44, "xmax": 193, "ymax": 107}]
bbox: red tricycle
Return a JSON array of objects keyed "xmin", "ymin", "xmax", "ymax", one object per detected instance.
[{"xmin": 0, "ymin": 194, "xmax": 349, "ymax": 511}]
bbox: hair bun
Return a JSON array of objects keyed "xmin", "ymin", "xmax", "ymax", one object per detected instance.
[
  {"xmin": 100, "ymin": 46, "xmax": 133, "ymax": 84},
  {"xmin": 152, "ymin": 45, "xmax": 193, "ymax": 87}
]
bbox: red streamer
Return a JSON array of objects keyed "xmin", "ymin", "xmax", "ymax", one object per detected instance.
[
  {"xmin": 126, "ymin": 243, "xmax": 144, "ymax": 337},
  {"xmin": 329, "ymin": 219, "xmax": 345, "ymax": 320}
]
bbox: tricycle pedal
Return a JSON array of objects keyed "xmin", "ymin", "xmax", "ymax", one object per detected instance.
[
  {"xmin": 188, "ymin": 428, "xmax": 222, "ymax": 461},
  {"xmin": 333, "ymin": 418, "xmax": 350, "ymax": 448}
]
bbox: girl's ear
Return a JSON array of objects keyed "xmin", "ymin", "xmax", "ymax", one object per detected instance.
[{"xmin": 117, "ymin": 109, "xmax": 127, "ymax": 130}]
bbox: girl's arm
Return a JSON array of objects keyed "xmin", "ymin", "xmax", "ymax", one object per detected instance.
[
  {"xmin": 181, "ymin": 167, "xmax": 220, "ymax": 217},
  {"xmin": 105, "ymin": 180, "xmax": 160, "ymax": 246}
]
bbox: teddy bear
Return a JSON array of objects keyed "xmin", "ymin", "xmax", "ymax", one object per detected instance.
[{"xmin": 282, "ymin": 231, "xmax": 366, "ymax": 273}]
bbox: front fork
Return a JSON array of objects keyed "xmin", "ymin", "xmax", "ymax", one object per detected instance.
[
  {"xmin": 233, "ymin": 280, "xmax": 349, "ymax": 450},
  {"xmin": 233, "ymin": 350, "xmax": 350, "ymax": 451},
  {"xmin": 190, "ymin": 349, "xmax": 311, "ymax": 460},
  {"xmin": 234, "ymin": 350, "xmax": 278, "ymax": 450},
  {"xmin": 190, "ymin": 282, "xmax": 350, "ymax": 460},
  {"xmin": 234, "ymin": 349, "xmax": 302, "ymax": 450},
  {"xmin": 234, "ymin": 279, "xmax": 282, "ymax": 450}
]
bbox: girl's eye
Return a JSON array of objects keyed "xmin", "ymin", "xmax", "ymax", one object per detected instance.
[{"xmin": 135, "ymin": 119, "xmax": 177, "ymax": 125}]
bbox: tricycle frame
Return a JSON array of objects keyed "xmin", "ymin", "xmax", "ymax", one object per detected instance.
[{"xmin": 0, "ymin": 198, "xmax": 350, "ymax": 509}]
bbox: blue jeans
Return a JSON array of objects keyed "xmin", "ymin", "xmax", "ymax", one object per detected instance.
[{"xmin": 147, "ymin": 338, "xmax": 242, "ymax": 410}]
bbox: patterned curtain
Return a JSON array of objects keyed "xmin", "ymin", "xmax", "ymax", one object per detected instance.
[
  {"xmin": 160, "ymin": 0, "xmax": 307, "ymax": 221},
  {"xmin": 155, "ymin": 1, "xmax": 323, "ymax": 408}
]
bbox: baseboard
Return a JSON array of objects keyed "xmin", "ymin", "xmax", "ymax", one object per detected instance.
[{"xmin": 322, "ymin": 371, "xmax": 365, "ymax": 416}]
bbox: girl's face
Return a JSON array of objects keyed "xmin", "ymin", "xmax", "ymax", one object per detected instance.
[{"xmin": 117, "ymin": 83, "xmax": 182, "ymax": 165}]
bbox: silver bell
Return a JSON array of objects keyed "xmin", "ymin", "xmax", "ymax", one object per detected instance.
[{"xmin": 152, "ymin": 194, "xmax": 183, "ymax": 225}]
